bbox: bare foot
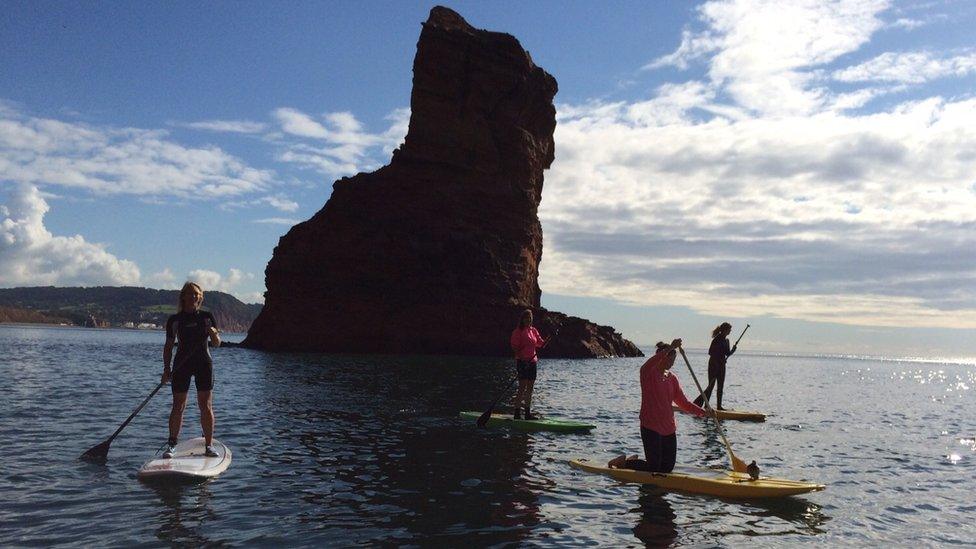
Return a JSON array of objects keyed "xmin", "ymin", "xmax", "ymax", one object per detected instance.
[{"xmin": 608, "ymin": 454, "xmax": 627, "ymax": 469}]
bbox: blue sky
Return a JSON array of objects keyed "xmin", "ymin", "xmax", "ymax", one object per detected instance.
[{"xmin": 3, "ymin": 1, "xmax": 976, "ymax": 357}]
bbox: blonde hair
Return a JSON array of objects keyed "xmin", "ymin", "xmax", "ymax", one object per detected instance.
[{"xmin": 178, "ymin": 282, "xmax": 204, "ymax": 313}]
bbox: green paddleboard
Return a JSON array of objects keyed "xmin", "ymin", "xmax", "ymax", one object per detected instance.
[{"xmin": 459, "ymin": 411, "xmax": 595, "ymax": 433}]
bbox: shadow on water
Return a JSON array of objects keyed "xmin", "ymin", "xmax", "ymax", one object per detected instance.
[
  {"xmin": 629, "ymin": 487, "xmax": 678, "ymax": 547},
  {"xmin": 244, "ymin": 352, "xmax": 542, "ymax": 545}
]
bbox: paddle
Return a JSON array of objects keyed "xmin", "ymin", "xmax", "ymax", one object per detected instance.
[
  {"xmin": 678, "ymin": 347, "xmax": 752, "ymax": 475},
  {"xmin": 733, "ymin": 323, "xmax": 750, "ymax": 350},
  {"xmin": 80, "ymin": 336, "xmax": 209, "ymax": 462},
  {"xmin": 476, "ymin": 369, "xmax": 518, "ymax": 428},
  {"xmin": 80, "ymin": 381, "xmax": 166, "ymax": 462}
]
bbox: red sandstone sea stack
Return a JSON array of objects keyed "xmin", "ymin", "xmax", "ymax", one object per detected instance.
[{"xmin": 242, "ymin": 6, "xmax": 641, "ymax": 358}]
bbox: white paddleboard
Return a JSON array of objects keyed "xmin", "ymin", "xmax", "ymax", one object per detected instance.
[{"xmin": 138, "ymin": 437, "xmax": 232, "ymax": 480}]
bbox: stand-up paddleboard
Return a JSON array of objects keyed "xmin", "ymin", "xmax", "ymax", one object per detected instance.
[
  {"xmin": 673, "ymin": 406, "xmax": 766, "ymax": 422},
  {"xmin": 569, "ymin": 458, "xmax": 824, "ymax": 498},
  {"xmin": 138, "ymin": 437, "xmax": 232, "ymax": 480},
  {"xmin": 460, "ymin": 411, "xmax": 595, "ymax": 433}
]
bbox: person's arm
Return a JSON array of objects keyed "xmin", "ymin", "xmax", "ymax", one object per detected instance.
[
  {"xmin": 672, "ymin": 378, "xmax": 708, "ymax": 417},
  {"xmin": 207, "ymin": 312, "xmax": 221, "ymax": 347},
  {"xmin": 162, "ymin": 338, "xmax": 174, "ymax": 384},
  {"xmin": 533, "ymin": 327, "xmax": 547, "ymax": 349},
  {"xmin": 726, "ymin": 338, "xmax": 735, "ymax": 357}
]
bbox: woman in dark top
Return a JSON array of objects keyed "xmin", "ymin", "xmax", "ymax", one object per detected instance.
[
  {"xmin": 693, "ymin": 322, "xmax": 736, "ymax": 410},
  {"xmin": 161, "ymin": 282, "xmax": 221, "ymax": 458}
]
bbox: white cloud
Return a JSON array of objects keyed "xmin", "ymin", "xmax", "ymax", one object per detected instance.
[
  {"xmin": 273, "ymin": 108, "xmax": 330, "ymax": 139},
  {"xmin": 0, "ymin": 107, "xmax": 274, "ymax": 198},
  {"xmin": 272, "ymin": 106, "xmax": 409, "ymax": 180},
  {"xmin": 176, "ymin": 119, "xmax": 268, "ymax": 134},
  {"xmin": 149, "ymin": 267, "xmax": 178, "ymax": 289},
  {"xmin": 0, "ymin": 184, "xmax": 140, "ymax": 286},
  {"xmin": 649, "ymin": 0, "xmax": 890, "ymax": 116},
  {"xmin": 252, "ymin": 217, "xmax": 300, "ymax": 225},
  {"xmin": 187, "ymin": 267, "xmax": 254, "ymax": 294},
  {"xmin": 539, "ymin": 0, "xmax": 976, "ymax": 330},
  {"xmin": 833, "ymin": 50, "xmax": 976, "ymax": 84}
]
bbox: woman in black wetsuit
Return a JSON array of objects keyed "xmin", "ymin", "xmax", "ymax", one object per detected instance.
[
  {"xmin": 161, "ymin": 282, "xmax": 221, "ymax": 458},
  {"xmin": 693, "ymin": 322, "xmax": 735, "ymax": 410}
]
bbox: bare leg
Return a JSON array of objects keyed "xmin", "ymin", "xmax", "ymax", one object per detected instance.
[
  {"xmin": 525, "ymin": 380, "xmax": 535, "ymax": 409},
  {"xmin": 197, "ymin": 390, "xmax": 214, "ymax": 445},
  {"xmin": 514, "ymin": 379, "xmax": 527, "ymax": 411},
  {"xmin": 169, "ymin": 392, "xmax": 188, "ymax": 442}
]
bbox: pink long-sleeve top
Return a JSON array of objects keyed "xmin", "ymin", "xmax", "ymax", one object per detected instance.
[
  {"xmin": 511, "ymin": 326, "xmax": 545, "ymax": 362},
  {"xmin": 639, "ymin": 351, "xmax": 707, "ymax": 435}
]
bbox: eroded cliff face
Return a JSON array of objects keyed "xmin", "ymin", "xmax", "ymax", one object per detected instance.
[{"xmin": 243, "ymin": 6, "xmax": 641, "ymax": 358}]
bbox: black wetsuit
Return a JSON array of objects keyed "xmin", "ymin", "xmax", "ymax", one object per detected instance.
[
  {"xmin": 694, "ymin": 336, "xmax": 734, "ymax": 408},
  {"xmin": 165, "ymin": 310, "xmax": 218, "ymax": 393}
]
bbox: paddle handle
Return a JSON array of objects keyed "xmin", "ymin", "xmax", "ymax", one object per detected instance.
[
  {"xmin": 104, "ymin": 381, "xmax": 165, "ymax": 444},
  {"xmin": 678, "ymin": 347, "xmax": 744, "ymax": 471}
]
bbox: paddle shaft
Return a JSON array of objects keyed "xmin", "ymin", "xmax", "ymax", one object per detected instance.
[
  {"xmin": 733, "ymin": 324, "xmax": 750, "ymax": 348},
  {"xmin": 477, "ymin": 371, "xmax": 519, "ymax": 426},
  {"xmin": 678, "ymin": 347, "xmax": 747, "ymax": 472},
  {"xmin": 104, "ymin": 381, "xmax": 165, "ymax": 444}
]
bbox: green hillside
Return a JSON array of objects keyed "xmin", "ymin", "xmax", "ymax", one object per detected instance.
[{"xmin": 0, "ymin": 286, "xmax": 263, "ymax": 333}]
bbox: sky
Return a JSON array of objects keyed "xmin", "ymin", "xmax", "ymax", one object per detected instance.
[{"xmin": 2, "ymin": 1, "xmax": 976, "ymax": 357}]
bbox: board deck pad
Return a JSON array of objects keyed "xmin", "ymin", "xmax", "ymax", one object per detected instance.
[
  {"xmin": 459, "ymin": 411, "xmax": 595, "ymax": 432},
  {"xmin": 138, "ymin": 437, "xmax": 232, "ymax": 480},
  {"xmin": 569, "ymin": 458, "xmax": 824, "ymax": 498}
]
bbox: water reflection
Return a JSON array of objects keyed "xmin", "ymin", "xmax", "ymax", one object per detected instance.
[
  {"xmin": 630, "ymin": 488, "xmax": 678, "ymax": 547},
  {"xmin": 144, "ymin": 480, "xmax": 225, "ymax": 546},
  {"xmin": 249, "ymin": 351, "xmax": 541, "ymax": 544},
  {"xmin": 740, "ymin": 497, "xmax": 830, "ymax": 535}
]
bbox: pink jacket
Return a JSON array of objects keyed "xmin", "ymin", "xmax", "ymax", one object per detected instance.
[
  {"xmin": 639, "ymin": 352, "xmax": 706, "ymax": 435},
  {"xmin": 511, "ymin": 326, "xmax": 545, "ymax": 362}
]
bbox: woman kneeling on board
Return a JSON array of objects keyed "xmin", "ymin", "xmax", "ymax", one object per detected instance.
[
  {"xmin": 609, "ymin": 339, "xmax": 708, "ymax": 473},
  {"xmin": 510, "ymin": 309, "xmax": 551, "ymax": 420},
  {"xmin": 161, "ymin": 282, "xmax": 221, "ymax": 458}
]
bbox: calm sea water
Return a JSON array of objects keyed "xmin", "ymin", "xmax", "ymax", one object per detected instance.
[{"xmin": 1, "ymin": 324, "xmax": 973, "ymax": 547}]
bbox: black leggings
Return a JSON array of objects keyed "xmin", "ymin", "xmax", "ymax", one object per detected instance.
[
  {"xmin": 694, "ymin": 360, "xmax": 726, "ymax": 408},
  {"xmin": 625, "ymin": 427, "xmax": 677, "ymax": 473}
]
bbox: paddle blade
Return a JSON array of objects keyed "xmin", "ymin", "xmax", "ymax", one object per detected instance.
[
  {"xmin": 730, "ymin": 453, "xmax": 749, "ymax": 473},
  {"xmin": 475, "ymin": 408, "xmax": 492, "ymax": 428},
  {"xmin": 80, "ymin": 439, "xmax": 111, "ymax": 463}
]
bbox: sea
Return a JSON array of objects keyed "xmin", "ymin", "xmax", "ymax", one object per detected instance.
[{"xmin": 1, "ymin": 324, "xmax": 973, "ymax": 547}]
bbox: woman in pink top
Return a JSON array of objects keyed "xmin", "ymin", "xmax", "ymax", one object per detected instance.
[
  {"xmin": 609, "ymin": 339, "xmax": 708, "ymax": 473},
  {"xmin": 509, "ymin": 309, "xmax": 550, "ymax": 419}
]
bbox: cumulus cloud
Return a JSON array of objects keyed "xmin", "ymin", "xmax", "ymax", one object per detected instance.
[
  {"xmin": 187, "ymin": 268, "xmax": 254, "ymax": 294},
  {"xmin": 0, "ymin": 184, "xmax": 141, "ymax": 286},
  {"xmin": 540, "ymin": 0, "xmax": 976, "ymax": 329},
  {"xmin": 0, "ymin": 107, "xmax": 274, "ymax": 198}
]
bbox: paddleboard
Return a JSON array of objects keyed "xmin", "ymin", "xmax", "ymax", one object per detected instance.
[
  {"xmin": 569, "ymin": 458, "xmax": 824, "ymax": 498},
  {"xmin": 673, "ymin": 406, "xmax": 766, "ymax": 422},
  {"xmin": 138, "ymin": 437, "xmax": 232, "ymax": 480},
  {"xmin": 460, "ymin": 411, "xmax": 595, "ymax": 433}
]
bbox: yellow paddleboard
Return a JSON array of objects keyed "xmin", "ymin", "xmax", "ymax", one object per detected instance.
[
  {"xmin": 673, "ymin": 406, "xmax": 766, "ymax": 422},
  {"xmin": 569, "ymin": 458, "xmax": 824, "ymax": 499}
]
